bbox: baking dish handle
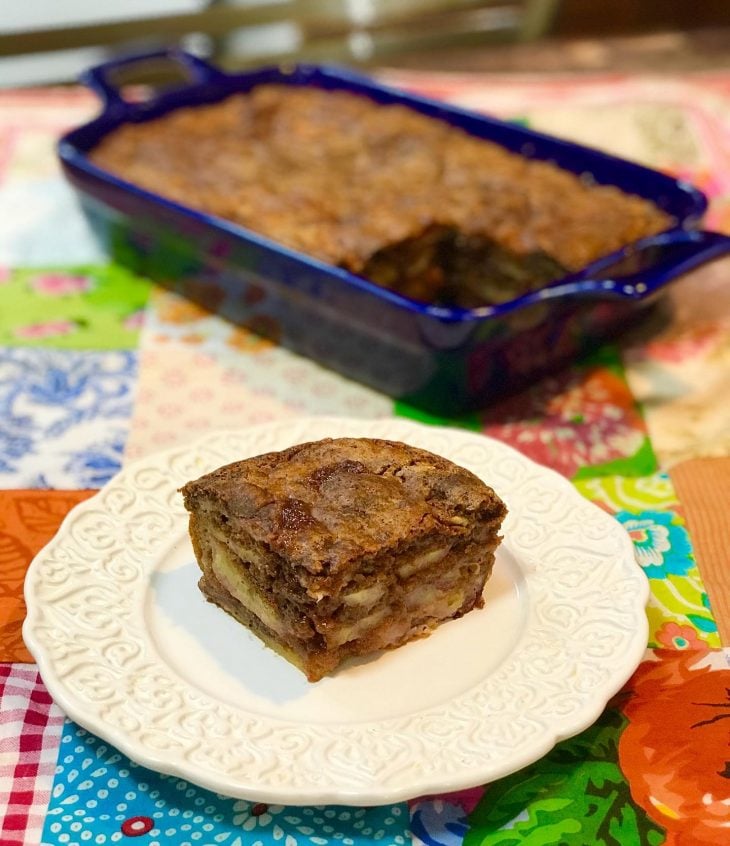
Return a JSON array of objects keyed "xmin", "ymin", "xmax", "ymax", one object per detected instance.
[
  {"xmin": 81, "ymin": 48, "xmax": 225, "ymax": 112},
  {"xmin": 536, "ymin": 229, "xmax": 730, "ymax": 304}
]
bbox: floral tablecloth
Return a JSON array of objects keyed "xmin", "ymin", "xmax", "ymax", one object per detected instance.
[{"xmin": 1, "ymin": 70, "xmax": 730, "ymax": 846}]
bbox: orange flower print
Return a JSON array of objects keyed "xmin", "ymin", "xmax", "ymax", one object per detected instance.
[
  {"xmin": 226, "ymin": 325, "xmax": 275, "ymax": 353},
  {"xmin": 180, "ymin": 332, "xmax": 206, "ymax": 345},
  {"xmin": 155, "ymin": 294, "xmax": 211, "ymax": 324},
  {"xmin": 656, "ymin": 622, "xmax": 705, "ymax": 651},
  {"xmin": 620, "ymin": 653, "xmax": 730, "ymax": 845},
  {"xmin": 0, "ymin": 490, "xmax": 95, "ymax": 662}
]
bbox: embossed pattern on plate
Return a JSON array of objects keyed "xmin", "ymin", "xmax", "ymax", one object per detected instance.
[{"xmin": 23, "ymin": 417, "xmax": 648, "ymax": 806}]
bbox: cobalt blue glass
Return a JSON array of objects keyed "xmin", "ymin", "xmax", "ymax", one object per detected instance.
[{"xmin": 58, "ymin": 49, "xmax": 730, "ymax": 413}]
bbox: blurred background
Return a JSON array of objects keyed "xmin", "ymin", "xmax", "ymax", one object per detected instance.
[{"xmin": 2, "ymin": 0, "xmax": 730, "ymax": 87}]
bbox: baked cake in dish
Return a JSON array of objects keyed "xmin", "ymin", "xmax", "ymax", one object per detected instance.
[
  {"xmin": 90, "ymin": 85, "xmax": 672, "ymax": 309},
  {"xmin": 180, "ymin": 437, "xmax": 507, "ymax": 681}
]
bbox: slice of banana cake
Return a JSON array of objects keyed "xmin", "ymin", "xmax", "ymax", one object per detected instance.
[{"xmin": 180, "ymin": 437, "xmax": 507, "ymax": 681}]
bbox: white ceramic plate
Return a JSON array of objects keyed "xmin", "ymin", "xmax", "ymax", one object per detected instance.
[{"xmin": 24, "ymin": 417, "xmax": 648, "ymax": 806}]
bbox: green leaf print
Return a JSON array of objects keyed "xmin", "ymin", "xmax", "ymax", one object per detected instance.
[
  {"xmin": 686, "ymin": 613, "xmax": 718, "ymax": 633},
  {"xmin": 464, "ymin": 709, "xmax": 665, "ymax": 846},
  {"xmin": 573, "ymin": 472, "xmax": 678, "ymax": 514},
  {"xmin": 572, "ymin": 437, "xmax": 658, "ymax": 481},
  {"xmin": 580, "ymin": 345, "xmax": 625, "ymax": 373},
  {"xmin": 394, "ymin": 400, "xmax": 482, "ymax": 432}
]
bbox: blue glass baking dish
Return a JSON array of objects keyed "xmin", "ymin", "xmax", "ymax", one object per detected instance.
[{"xmin": 59, "ymin": 49, "xmax": 730, "ymax": 414}]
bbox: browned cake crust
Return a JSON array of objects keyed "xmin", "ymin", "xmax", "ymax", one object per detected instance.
[
  {"xmin": 91, "ymin": 86, "xmax": 671, "ymax": 308},
  {"xmin": 180, "ymin": 437, "xmax": 507, "ymax": 681}
]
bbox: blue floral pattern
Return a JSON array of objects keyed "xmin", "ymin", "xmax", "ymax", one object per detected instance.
[
  {"xmin": 615, "ymin": 510, "xmax": 694, "ymax": 579},
  {"xmin": 44, "ymin": 722, "xmax": 410, "ymax": 846},
  {"xmin": 0, "ymin": 346, "xmax": 136, "ymax": 487},
  {"xmin": 410, "ymin": 800, "xmax": 469, "ymax": 846}
]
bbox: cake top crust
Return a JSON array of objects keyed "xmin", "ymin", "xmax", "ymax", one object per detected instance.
[
  {"xmin": 180, "ymin": 437, "xmax": 506, "ymax": 574},
  {"xmin": 91, "ymin": 85, "xmax": 671, "ymax": 276}
]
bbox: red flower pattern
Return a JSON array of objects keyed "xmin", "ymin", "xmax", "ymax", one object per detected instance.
[{"xmin": 481, "ymin": 365, "xmax": 646, "ymax": 477}]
